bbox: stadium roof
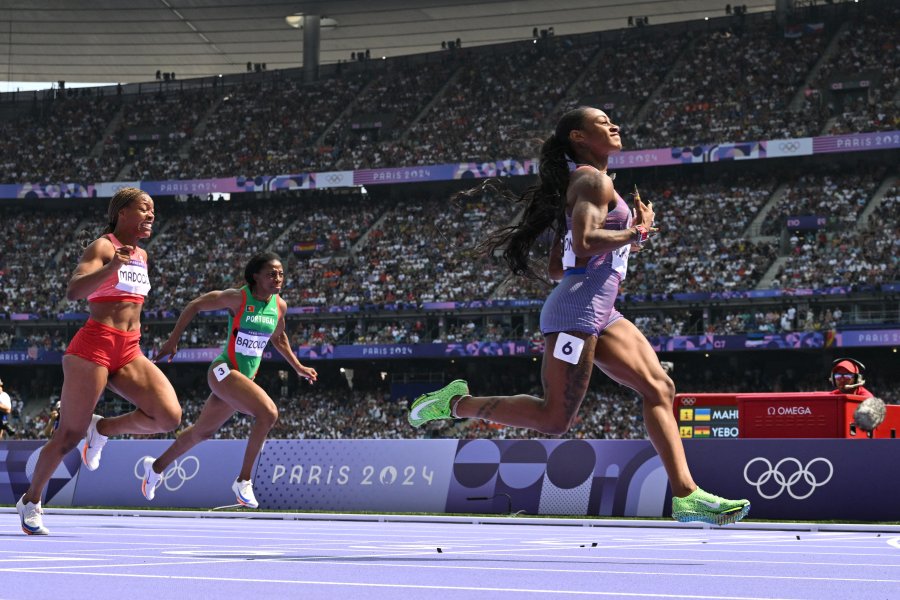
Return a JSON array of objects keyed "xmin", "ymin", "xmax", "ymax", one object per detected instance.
[{"xmin": 1, "ymin": 0, "xmax": 776, "ymax": 85}]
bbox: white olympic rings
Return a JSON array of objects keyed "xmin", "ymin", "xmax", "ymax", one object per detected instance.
[
  {"xmin": 743, "ymin": 457, "xmax": 833, "ymax": 500},
  {"xmin": 133, "ymin": 456, "xmax": 200, "ymax": 492}
]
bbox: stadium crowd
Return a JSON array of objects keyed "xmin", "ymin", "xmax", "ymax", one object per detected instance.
[
  {"xmin": 0, "ymin": 2, "xmax": 896, "ymax": 184},
  {"xmin": 1, "ymin": 168, "xmax": 896, "ymax": 322},
  {"xmin": 7, "ymin": 365, "xmax": 899, "ymax": 443}
]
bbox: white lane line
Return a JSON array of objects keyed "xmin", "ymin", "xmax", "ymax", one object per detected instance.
[
  {"xmin": 0, "ymin": 570, "xmax": 813, "ymax": 599},
  {"xmin": 5, "ymin": 548, "xmax": 900, "ymax": 585},
  {"xmin": 0, "ymin": 557, "xmax": 98, "ymax": 563}
]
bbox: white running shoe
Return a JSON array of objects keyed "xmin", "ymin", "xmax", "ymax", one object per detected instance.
[
  {"xmin": 16, "ymin": 495, "xmax": 49, "ymax": 535},
  {"xmin": 141, "ymin": 456, "xmax": 162, "ymax": 501},
  {"xmin": 232, "ymin": 479, "xmax": 259, "ymax": 508},
  {"xmin": 81, "ymin": 414, "xmax": 108, "ymax": 471}
]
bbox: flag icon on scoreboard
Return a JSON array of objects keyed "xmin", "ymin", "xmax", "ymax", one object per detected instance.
[
  {"xmin": 694, "ymin": 408, "xmax": 711, "ymax": 421},
  {"xmin": 694, "ymin": 426, "xmax": 711, "ymax": 438}
]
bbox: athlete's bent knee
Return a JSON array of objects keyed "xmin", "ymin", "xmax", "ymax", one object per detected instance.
[
  {"xmin": 256, "ymin": 404, "xmax": 278, "ymax": 429},
  {"xmin": 646, "ymin": 376, "xmax": 676, "ymax": 408},
  {"xmin": 195, "ymin": 427, "xmax": 218, "ymax": 441},
  {"xmin": 154, "ymin": 406, "xmax": 182, "ymax": 432},
  {"xmin": 56, "ymin": 429, "xmax": 85, "ymax": 453},
  {"xmin": 540, "ymin": 416, "xmax": 572, "ymax": 436}
]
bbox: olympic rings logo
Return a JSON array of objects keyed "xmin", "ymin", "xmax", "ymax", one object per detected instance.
[
  {"xmin": 680, "ymin": 397, "xmax": 697, "ymax": 406},
  {"xmin": 743, "ymin": 457, "xmax": 833, "ymax": 500},
  {"xmin": 778, "ymin": 141, "xmax": 800, "ymax": 152},
  {"xmin": 327, "ymin": 174, "xmax": 344, "ymax": 184},
  {"xmin": 133, "ymin": 456, "xmax": 200, "ymax": 492}
]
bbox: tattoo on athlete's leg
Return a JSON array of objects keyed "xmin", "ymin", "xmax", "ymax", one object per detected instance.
[
  {"xmin": 476, "ymin": 399, "xmax": 501, "ymax": 420},
  {"xmin": 563, "ymin": 362, "xmax": 589, "ymax": 416}
]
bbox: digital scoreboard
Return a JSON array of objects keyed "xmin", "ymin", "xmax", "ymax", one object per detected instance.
[{"xmin": 674, "ymin": 393, "xmax": 740, "ymax": 438}]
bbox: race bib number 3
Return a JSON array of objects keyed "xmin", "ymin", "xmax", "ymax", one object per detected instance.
[
  {"xmin": 553, "ymin": 332, "xmax": 585, "ymax": 365},
  {"xmin": 213, "ymin": 363, "xmax": 231, "ymax": 382}
]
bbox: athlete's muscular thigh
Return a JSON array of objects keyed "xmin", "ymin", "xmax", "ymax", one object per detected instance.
[
  {"xmin": 108, "ymin": 355, "xmax": 180, "ymax": 420},
  {"xmin": 541, "ymin": 331, "xmax": 597, "ymax": 423}
]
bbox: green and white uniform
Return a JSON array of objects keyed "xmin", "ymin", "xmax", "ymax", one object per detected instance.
[{"xmin": 212, "ymin": 286, "xmax": 279, "ymax": 379}]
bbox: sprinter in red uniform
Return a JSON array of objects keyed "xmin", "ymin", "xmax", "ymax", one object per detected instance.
[{"xmin": 16, "ymin": 187, "xmax": 181, "ymax": 536}]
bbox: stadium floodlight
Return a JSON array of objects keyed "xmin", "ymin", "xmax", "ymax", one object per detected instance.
[{"xmin": 285, "ymin": 13, "xmax": 339, "ymax": 29}]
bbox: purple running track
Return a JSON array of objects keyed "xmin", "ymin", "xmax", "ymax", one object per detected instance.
[{"xmin": 1, "ymin": 513, "xmax": 899, "ymax": 599}]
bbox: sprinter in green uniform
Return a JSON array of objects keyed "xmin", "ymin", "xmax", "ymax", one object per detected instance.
[{"xmin": 146, "ymin": 252, "xmax": 317, "ymax": 507}]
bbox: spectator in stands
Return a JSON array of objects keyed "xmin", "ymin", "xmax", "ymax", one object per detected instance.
[
  {"xmin": 42, "ymin": 400, "xmax": 61, "ymax": 439},
  {"xmin": 145, "ymin": 252, "xmax": 317, "ymax": 508},
  {"xmin": 16, "ymin": 188, "xmax": 182, "ymax": 536},
  {"xmin": 408, "ymin": 107, "xmax": 749, "ymax": 525}
]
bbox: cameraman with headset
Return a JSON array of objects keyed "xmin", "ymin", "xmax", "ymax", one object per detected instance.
[
  {"xmin": 830, "ymin": 358, "xmax": 886, "ymax": 435},
  {"xmin": 828, "ymin": 358, "xmax": 874, "ymax": 399}
]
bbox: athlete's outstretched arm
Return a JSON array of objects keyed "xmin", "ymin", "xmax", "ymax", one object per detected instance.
[
  {"xmin": 269, "ymin": 299, "xmax": 317, "ymax": 382},
  {"xmin": 155, "ymin": 289, "xmax": 242, "ymax": 362}
]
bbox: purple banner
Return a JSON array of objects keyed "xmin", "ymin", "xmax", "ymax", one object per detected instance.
[
  {"xmin": 812, "ymin": 130, "xmax": 900, "ymax": 154},
  {"xmin": 446, "ymin": 439, "xmax": 666, "ymax": 517},
  {"xmin": 333, "ymin": 344, "xmax": 434, "ymax": 359},
  {"xmin": 608, "ymin": 148, "xmax": 682, "ymax": 168},
  {"xmin": 0, "ymin": 441, "xmax": 82, "ymax": 506},
  {"xmin": 254, "ymin": 439, "xmax": 457, "ymax": 512},
  {"xmin": 648, "ymin": 332, "xmax": 825, "ymax": 352},
  {"xmin": 451, "ymin": 159, "xmax": 538, "ymax": 179},
  {"xmin": 445, "ymin": 340, "xmax": 542, "ymax": 357},
  {"xmin": 448, "ymin": 439, "xmax": 900, "ymax": 520},
  {"xmin": 72, "ymin": 440, "xmax": 248, "ymax": 508},
  {"xmin": 837, "ymin": 329, "xmax": 900, "ymax": 347},
  {"xmin": 0, "ymin": 182, "xmax": 95, "ymax": 199},
  {"xmin": 267, "ymin": 173, "xmax": 314, "ymax": 191},
  {"xmin": 354, "ymin": 164, "xmax": 456, "ymax": 186},
  {"xmin": 3, "ymin": 131, "xmax": 897, "ymax": 199},
  {"xmin": 0, "ymin": 349, "xmax": 64, "ymax": 364},
  {"xmin": 684, "ymin": 440, "xmax": 900, "ymax": 521},
  {"xmin": 3, "ymin": 329, "xmax": 897, "ymax": 367},
  {"xmin": 1, "ymin": 439, "xmax": 897, "ymax": 519},
  {"xmin": 135, "ymin": 176, "xmax": 270, "ymax": 196}
]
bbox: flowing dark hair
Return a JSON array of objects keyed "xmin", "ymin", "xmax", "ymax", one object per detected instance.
[
  {"xmin": 78, "ymin": 186, "xmax": 148, "ymax": 248},
  {"xmin": 472, "ymin": 107, "xmax": 592, "ymax": 278},
  {"xmin": 244, "ymin": 252, "xmax": 282, "ymax": 291}
]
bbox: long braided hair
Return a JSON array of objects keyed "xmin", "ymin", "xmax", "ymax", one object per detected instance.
[{"xmin": 473, "ymin": 107, "xmax": 591, "ymax": 278}]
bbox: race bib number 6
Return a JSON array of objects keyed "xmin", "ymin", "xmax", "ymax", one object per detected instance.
[
  {"xmin": 553, "ymin": 332, "xmax": 585, "ymax": 365},
  {"xmin": 213, "ymin": 363, "xmax": 231, "ymax": 382}
]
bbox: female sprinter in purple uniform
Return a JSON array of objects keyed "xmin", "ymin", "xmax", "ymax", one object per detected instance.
[{"xmin": 409, "ymin": 107, "xmax": 749, "ymax": 525}]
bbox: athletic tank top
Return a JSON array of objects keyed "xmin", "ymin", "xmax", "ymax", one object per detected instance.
[
  {"xmin": 86, "ymin": 234, "xmax": 151, "ymax": 304},
  {"xmin": 561, "ymin": 190, "xmax": 634, "ymax": 279},
  {"xmin": 213, "ymin": 286, "xmax": 280, "ymax": 379}
]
